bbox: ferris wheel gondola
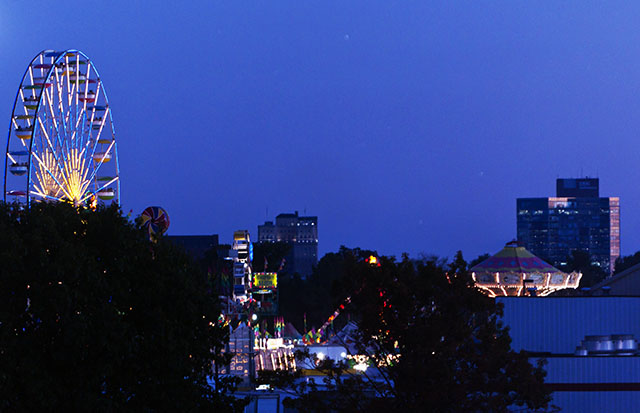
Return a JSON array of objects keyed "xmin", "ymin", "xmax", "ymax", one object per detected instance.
[{"xmin": 4, "ymin": 49, "xmax": 120, "ymax": 207}]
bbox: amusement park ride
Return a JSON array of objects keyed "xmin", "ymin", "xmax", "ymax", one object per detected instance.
[
  {"xmin": 4, "ymin": 50, "xmax": 119, "ymax": 207},
  {"xmin": 4, "ymin": 49, "xmax": 366, "ymax": 385},
  {"xmin": 232, "ymin": 230, "xmax": 253, "ymax": 302},
  {"xmin": 227, "ymin": 230, "xmax": 279, "ymax": 316}
]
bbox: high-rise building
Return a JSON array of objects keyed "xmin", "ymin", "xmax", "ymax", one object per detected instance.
[
  {"xmin": 257, "ymin": 211, "xmax": 318, "ymax": 277},
  {"xmin": 517, "ymin": 178, "xmax": 620, "ymax": 273}
]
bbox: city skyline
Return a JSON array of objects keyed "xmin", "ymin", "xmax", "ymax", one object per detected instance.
[{"xmin": 2, "ymin": 2, "xmax": 640, "ymax": 261}]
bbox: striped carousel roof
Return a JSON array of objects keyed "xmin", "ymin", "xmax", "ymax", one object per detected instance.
[{"xmin": 470, "ymin": 241, "xmax": 561, "ymax": 274}]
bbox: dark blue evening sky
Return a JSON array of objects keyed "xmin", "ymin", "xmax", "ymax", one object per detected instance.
[{"xmin": 2, "ymin": 1, "xmax": 640, "ymax": 261}]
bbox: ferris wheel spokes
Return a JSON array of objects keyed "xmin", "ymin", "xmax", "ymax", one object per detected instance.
[
  {"xmin": 31, "ymin": 152, "xmax": 68, "ymax": 200},
  {"xmin": 4, "ymin": 49, "xmax": 120, "ymax": 206}
]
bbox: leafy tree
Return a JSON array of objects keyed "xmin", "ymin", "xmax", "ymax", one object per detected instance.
[
  {"xmin": 278, "ymin": 246, "xmax": 377, "ymax": 334},
  {"xmin": 560, "ymin": 250, "xmax": 607, "ymax": 287},
  {"xmin": 0, "ymin": 202, "xmax": 245, "ymax": 411},
  {"xmin": 614, "ymin": 251, "xmax": 640, "ymax": 275},
  {"xmin": 262, "ymin": 249, "xmax": 551, "ymax": 412},
  {"xmin": 197, "ymin": 243, "xmax": 233, "ymax": 297}
]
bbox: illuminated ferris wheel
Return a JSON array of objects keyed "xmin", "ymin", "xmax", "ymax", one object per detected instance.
[{"xmin": 4, "ymin": 49, "xmax": 119, "ymax": 207}]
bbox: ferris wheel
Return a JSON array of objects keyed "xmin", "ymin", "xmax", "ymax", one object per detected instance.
[{"xmin": 4, "ymin": 49, "xmax": 120, "ymax": 207}]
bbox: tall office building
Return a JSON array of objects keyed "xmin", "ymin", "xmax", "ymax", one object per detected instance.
[
  {"xmin": 517, "ymin": 178, "xmax": 620, "ymax": 273},
  {"xmin": 258, "ymin": 211, "xmax": 318, "ymax": 277}
]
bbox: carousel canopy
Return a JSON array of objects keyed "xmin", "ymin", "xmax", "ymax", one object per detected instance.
[
  {"xmin": 471, "ymin": 241, "xmax": 559, "ymax": 274},
  {"xmin": 471, "ymin": 240, "xmax": 581, "ymax": 297}
]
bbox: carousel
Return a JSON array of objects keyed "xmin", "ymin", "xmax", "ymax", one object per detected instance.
[{"xmin": 471, "ymin": 241, "xmax": 581, "ymax": 297}]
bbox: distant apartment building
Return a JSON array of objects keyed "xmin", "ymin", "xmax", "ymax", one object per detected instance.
[
  {"xmin": 517, "ymin": 178, "xmax": 620, "ymax": 273},
  {"xmin": 258, "ymin": 211, "xmax": 318, "ymax": 277}
]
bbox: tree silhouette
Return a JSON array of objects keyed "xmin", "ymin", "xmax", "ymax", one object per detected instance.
[
  {"xmin": 263, "ymin": 249, "xmax": 551, "ymax": 412},
  {"xmin": 560, "ymin": 250, "xmax": 607, "ymax": 287},
  {"xmin": 0, "ymin": 202, "xmax": 245, "ymax": 411}
]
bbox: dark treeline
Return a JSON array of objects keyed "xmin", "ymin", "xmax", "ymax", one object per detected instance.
[
  {"xmin": 0, "ymin": 202, "xmax": 246, "ymax": 411},
  {"xmin": 259, "ymin": 249, "xmax": 551, "ymax": 412},
  {"xmin": 0, "ymin": 203, "xmax": 551, "ymax": 411}
]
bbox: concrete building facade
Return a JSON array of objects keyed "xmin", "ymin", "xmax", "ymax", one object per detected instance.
[{"xmin": 258, "ymin": 211, "xmax": 318, "ymax": 277}]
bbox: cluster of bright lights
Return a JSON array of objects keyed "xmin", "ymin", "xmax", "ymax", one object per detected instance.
[
  {"xmin": 366, "ymin": 255, "xmax": 381, "ymax": 267},
  {"xmin": 353, "ymin": 363, "xmax": 368, "ymax": 372},
  {"xmin": 345, "ymin": 354, "xmax": 369, "ymax": 371},
  {"xmin": 472, "ymin": 271, "xmax": 582, "ymax": 297},
  {"xmin": 345, "ymin": 352, "xmax": 400, "ymax": 370},
  {"xmin": 61, "ymin": 148, "xmax": 91, "ymax": 205},
  {"xmin": 33, "ymin": 148, "xmax": 95, "ymax": 206}
]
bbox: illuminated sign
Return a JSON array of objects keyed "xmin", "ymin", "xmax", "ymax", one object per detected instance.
[{"xmin": 253, "ymin": 272, "xmax": 277, "ymax": 288}]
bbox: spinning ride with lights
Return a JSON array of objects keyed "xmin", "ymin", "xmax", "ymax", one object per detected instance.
[
  {"xmin": 4, "ymin": 50, "xmax": 119, "ymax": 207},
  {"xmin": 471, "ymin": 241, "xmax": 582, "ymax": 297}
]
